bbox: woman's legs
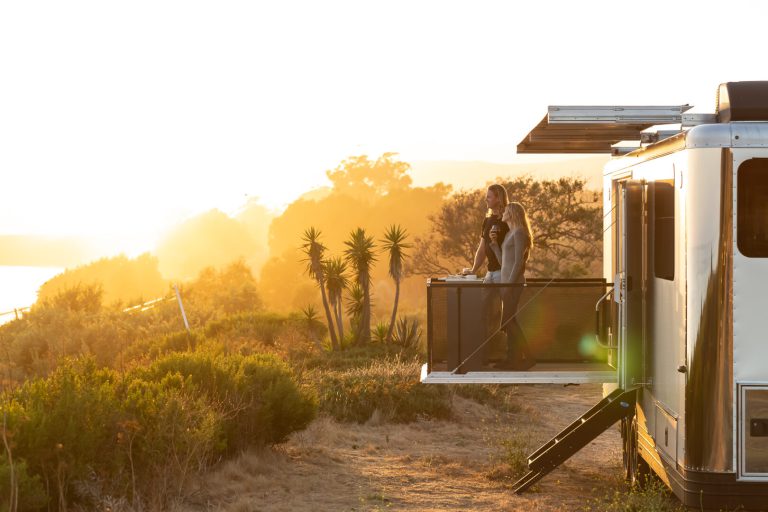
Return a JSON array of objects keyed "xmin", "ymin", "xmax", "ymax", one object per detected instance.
[
  {"xmin": 501, "ymin": 285, "xmax": 534, "ymax": 369},
  {"xmin": 481, "ymin": 271, "xmax": 502, "ymax": 364}
]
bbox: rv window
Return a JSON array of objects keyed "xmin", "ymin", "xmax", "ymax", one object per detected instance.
[
  {"xmin": 654, "ymin": 181, "xmax": 675, "ymax": 280},
  {"xmin": 738, "ymin": 159, "xmax": 768, "ymax": 257}
]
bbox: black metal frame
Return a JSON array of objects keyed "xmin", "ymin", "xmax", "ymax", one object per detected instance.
[{"xmin": 426, "ymin": 278, "xmax": 614, "ymax": 374}]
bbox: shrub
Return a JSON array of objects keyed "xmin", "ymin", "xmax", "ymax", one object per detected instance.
[
  {"xmin": 582, "ymin": 475, "xmax": 684, "ymax": 512},
  {"xmin": 310, "ymin": 358, "xmax": 450, "ymax": 423},
  {"xmin": 136, "ymin": 351, "xmax": 316, "ymax": 450},
  {"xmin": 119, "ymin": 373, "xmax": 224, "ymax": 504},
  {"xmin": 371, "ymin": 322, "xmax": 388, "ymax": 343},
  {"xmin": 293, "ymin": 344, "xmax": 410, "ymax": 373},
  {"xmin": 391, "ymin": 317, "xmax": 422, "ymax": 351},
  {"xmin": 204, "ymin": 312, "xmax": 289, "ymax": 345},
  {"xmin": 0, "ymin": 457, "xmax": 48, "ymax": 512},
  {"xmin": 6, "ymin": 351, "xmax": 315, "ymax": 510},
  {"xmin": 11, "ymin": 358, "xmax": 123, "ymax": 507},
  {"xmin": 123, "ymin": 330, "xmax": 201, "ymax": 363}
]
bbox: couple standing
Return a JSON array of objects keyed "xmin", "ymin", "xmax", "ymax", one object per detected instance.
[{"xmin": 462, "ymin": 184, "xmax": 535, "ymax": 370}]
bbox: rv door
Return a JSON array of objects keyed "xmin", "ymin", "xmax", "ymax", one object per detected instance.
[{"xmin": 617, "ymin": 180, "xmax": 645, "ymax": 390}]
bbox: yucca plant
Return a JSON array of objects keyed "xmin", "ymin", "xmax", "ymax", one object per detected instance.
[
  {"xmin": 344, "ymin": 228, "xmax": 377, "ymax": 345},
  {"xmin": 371, "ymin": 321, "xmax": 389, "ymax": 344},
  {"xmin": 380, "ymin": 225, "xmax": 412, "ymax": 343},
  {"xmin": 301, "ymin": 304, "xmax": 325, "ymax": 350},
  {"xmin": 344, "ymin": 282, "xmax": 365, "ymax": 343},
  {"xmin": 323, "ymin": 257, "xmax": 349, "ymax": 345},
  {"xmin": 301, "ymin": 303, "xmax": 319, "ymax": 323},
  {"xmin": 300, "ymin": 227, "xmax": 339, "ymax": 351},
  {"xmin": 392, "ymin": 317, "xmax": 422, "ymax": 350}
]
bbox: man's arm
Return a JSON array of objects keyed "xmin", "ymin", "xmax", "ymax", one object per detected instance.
[{"xmin": 465, "ymin": 237, "xmax": 487, "ymax": 274}]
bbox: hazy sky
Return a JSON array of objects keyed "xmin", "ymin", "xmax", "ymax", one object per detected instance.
[{"xmin": 2, "ymin": 0, "xmax": 766, "ymax": 255}]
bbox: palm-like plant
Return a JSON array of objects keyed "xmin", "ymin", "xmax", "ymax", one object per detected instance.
[
  {"xmin": 323, "ymin": 256, "xmax": 349, "ymax": 344},
  {"xmin": 344, "ymin": 228, "xmax": 377, "ymax": 344},
  {"xmin": 344, "ymin": 282, "xmax": 365, "ymax": 345},
  {"xmin": 301, "ymin": 227, "xmax": 339, "ymax": 351},
  {"xmin": 392, "ymin": 317, "xmax": 422, "ymax": 350},
  {"xmin": 301, "ymin": 304, "xmax": 325, "ymax": 350},
  {"xmin": 381, "ymin": 224, "xmax": 412, "ymax": 343}
]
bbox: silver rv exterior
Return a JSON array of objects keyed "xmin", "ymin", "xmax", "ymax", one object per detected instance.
[{"xmin": 603, "ymin": 121, "xmax": 768, "ymax": 503}]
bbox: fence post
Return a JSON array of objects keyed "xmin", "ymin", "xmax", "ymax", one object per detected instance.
[{"xmin": 173, "ymin": 284, "xmax": 191, "ymax": 333}]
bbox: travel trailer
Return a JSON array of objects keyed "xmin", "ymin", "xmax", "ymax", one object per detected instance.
[{"xmin": 421, "ymin": 82, "xmax": 768, "ymax": 509}]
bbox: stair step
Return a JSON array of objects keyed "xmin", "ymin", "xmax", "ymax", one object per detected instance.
[{"xmin": 513, "ymin": 388, "xmax": 637, "ymax": 494}]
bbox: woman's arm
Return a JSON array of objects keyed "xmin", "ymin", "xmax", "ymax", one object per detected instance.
[{"xmin": 509, "ymin": 230, "xmax": 528, "ymax": 283}]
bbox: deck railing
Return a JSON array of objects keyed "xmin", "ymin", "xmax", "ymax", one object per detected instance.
[{"xmin": 426, "ymin": 277, "xmax": 615, "ymax": 375}]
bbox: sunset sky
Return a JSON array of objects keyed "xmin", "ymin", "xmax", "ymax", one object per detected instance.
[{"xmin": 2, "ymin": 0, "xmax": 766, "ymax": 256}]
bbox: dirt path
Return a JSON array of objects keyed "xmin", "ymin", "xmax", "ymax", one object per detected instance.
[{"xmin": 183, "ymin": 384, "xmax": 624, "ymax": 511}]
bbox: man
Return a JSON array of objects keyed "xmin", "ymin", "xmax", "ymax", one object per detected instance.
[
  {"xmin": 457, "ymin": 184, "xmax": 509, "ymax": 370},
  {"xmin": 463, "ymin": 184, "xmax": 509, "ymax": 281}
]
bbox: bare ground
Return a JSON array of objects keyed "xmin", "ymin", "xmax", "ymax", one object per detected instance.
[{"xmin": 181, "ymin": 383, "xmax": 625, "ymax": 512}]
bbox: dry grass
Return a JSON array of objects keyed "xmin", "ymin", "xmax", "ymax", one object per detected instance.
[{"xmin": 178, "ymin": 383, "xmax": 636, "ymax": 512}]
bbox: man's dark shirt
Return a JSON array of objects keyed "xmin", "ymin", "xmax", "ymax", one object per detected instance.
[{"xmin": 481, "ymin": 215, "xmax": 509, "ymax": 272}]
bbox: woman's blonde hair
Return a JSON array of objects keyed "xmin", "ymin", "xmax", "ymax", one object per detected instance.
[
  {"xmin": 504, "ymin": 202, "xmax": 534, "ymax": 251},
  {"xmin": 485, "ymin": 184, "xmax": 509, "ymax": 217}
]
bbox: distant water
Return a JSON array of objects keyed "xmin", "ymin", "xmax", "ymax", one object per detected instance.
[{"xmin": 0, "ymin": 266, "xmax": 63, "ymax": 324}]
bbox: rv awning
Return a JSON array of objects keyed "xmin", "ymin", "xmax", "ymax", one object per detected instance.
[{"xmin": 517, "ymin": 105, "xmax": 693, "ymax": 154}]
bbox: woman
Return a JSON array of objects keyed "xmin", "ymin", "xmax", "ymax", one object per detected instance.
[{"xmin": 489, "ymin": 202, "xmax": 535, "ymax": 370}]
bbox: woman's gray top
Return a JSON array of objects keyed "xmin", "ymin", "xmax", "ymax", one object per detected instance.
[{"xmin": 490, "ymin": 227, "xmax": 530, "ymax": 284}]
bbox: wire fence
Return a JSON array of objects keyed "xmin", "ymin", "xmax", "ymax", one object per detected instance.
[
  {"xmin": 0, "ymin": 292, "xmax": 178, "ymax": 325},
  {"xmin": 0, "ymin": 307, "xmax": 31, "ymax": 324}
]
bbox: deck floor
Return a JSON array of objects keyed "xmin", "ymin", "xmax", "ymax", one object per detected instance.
[
  {"xmin": 421, "ymin": 362, "xmax": 617, "ymax": 384},
  {"xmin": 428, "ymin": 361, "xmax": 614, "ymax": 373}
]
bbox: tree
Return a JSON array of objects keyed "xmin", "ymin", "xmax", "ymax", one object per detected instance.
[
  {"xmin": 322, "ymin": 257, "xmax": 349, "ymax": 345},
  {"xmin": 380, "ymin": 225, "xmax": 412, "ymax": 343},
  {"xmin": 343, "ymin": 228, "xmax": 377, "ymax": 345},
  {"xmin": 409, "ymin": 190, "xmax": 483, "ymax": 276},
  {"xmin": 157, "ymin": 209, "xmax": 259, "ymax": 281},
  {"xmin": 410, "ymin": 176, "xmax": 602, "ymax": 278},
  {"xmin": 185, "ymin": 260, "xmax": 262, "ymax": 322},
  {"xmin": 300, "ymin": 228, "xmax": 339, "ymax": 351},
  {"xmin": 326, "ymin": 153, "xmax": 413, "ymax": 200}
]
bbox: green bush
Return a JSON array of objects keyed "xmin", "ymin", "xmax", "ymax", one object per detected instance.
[
  {"xmin": 136, "ymin": 351, "xmax": 316, "ymax": 450},
  {"xmin": 310, "ymin": 358, "xmax": 451, "ymax": 423},
  {"xmin": 10, "ymin": 359, "xmax": 123, "ymax": 507},
  {"xmin": 204, "ymin": 312, "xmax": 289, "ymax": 345},
  {"xmin": 119, "ymin": 372, "xmax": 224, "ymax": 503},
  {"xmin": 123, "ymin": 330, "xmax": 200, "ymax": 363},
  {"xmin": 582, "ymin": 475, "xmax": 684, "ymax": 512},
  {"xmin": 0, "ymin": 457, "xmax": 48, "ymax": 512},
  {"xmin": 203, "ymin": 311, "xmax": 321, "ymax": 350},
  {"xmin": 5, "ymin": 351, "xmax": 315, "ymax": 510}
]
